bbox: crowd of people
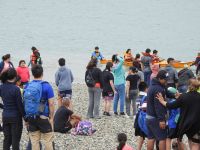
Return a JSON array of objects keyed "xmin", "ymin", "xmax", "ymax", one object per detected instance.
[
  {"xmin": 87, "ymin": 47, "xmax": 200, "ymax": 150},
  {"xmin": 0, "ymin": 47, "xmax": 200, "ymax": 150}
]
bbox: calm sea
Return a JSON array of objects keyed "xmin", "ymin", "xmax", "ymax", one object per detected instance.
[{"xmin": 0, "ymin": 0, "xmax": 200, "ymax": 82}]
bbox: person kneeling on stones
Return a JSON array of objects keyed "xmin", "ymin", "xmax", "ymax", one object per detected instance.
[{"xmin": 54, "ymin": 97, "xmax": 81, "ymax": 133}]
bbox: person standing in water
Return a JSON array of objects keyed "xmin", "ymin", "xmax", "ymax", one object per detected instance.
[
  {"xmin": 28, "ymin": 47, "xmax": 42, "ymax": 67},
  {"xmin": 124, "ymin": 49, "xmax": 134, "ymax": 62},
  {"xmin": 91, "ymin": 46, "xmax": 104, "ymax": 61}
]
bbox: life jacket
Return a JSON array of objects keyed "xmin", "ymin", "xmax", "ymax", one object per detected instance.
[
  {"xmin": 124, "ymin": 53, "xmax": 133, "ymax": 62},
  {"xmin": 142, "ymin": 52, "xmax": 152, "ymax": 57},
  {"xmin": 152, "ymin": 54, "xmax": 160, "ymax": 64},
  {"xmin": 31, "ymin": 50, "xmax": 40, "ymax": 64}
]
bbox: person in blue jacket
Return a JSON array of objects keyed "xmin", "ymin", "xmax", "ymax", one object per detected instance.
[{"xmin": 91, "ymin": 46, "xmax": 104, "ymax": 61}]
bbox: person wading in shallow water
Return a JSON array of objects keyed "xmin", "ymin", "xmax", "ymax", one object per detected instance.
[{"xmin": 28, "ymin": 47, "xmax": 42, "ymax": 67}]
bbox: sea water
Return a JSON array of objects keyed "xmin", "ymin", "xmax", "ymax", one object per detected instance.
[{"xmin": 0, "ymin": 0, "xmax": 200, "ymax": 82}]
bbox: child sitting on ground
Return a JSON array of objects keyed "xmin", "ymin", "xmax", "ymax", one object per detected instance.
[
  {"xmin": 117, "ymin": 133, "xmax": 133, "ymax": 150},
  {"xmin": 134, "ymin": 82, "xmax": 148, "ymax": 150},
  {"xmin": 54, "ymin": 96, "xmax": 81, "ymax": 133}
]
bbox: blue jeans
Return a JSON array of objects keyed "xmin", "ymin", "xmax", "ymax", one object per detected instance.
[
  {"xmin": 113, "ymin": 84, "xmax": 125, "ymax": 113},
  {"xmin": 144, "ymin": 71, "xmax": 152, "ymax": 86}
]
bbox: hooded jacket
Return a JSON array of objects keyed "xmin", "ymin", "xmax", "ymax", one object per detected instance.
[
  {"xmin": 55, "ymin": 66, "xmax": 74, "ymax": 91},
  {"xmin": 147, "ymin": 78, "xmax": 167, "ymax": 121}
]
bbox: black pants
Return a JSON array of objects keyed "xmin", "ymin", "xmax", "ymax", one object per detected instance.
[{"xmin": 3, "ymin": 117, "xmax": 23, "ymax": 150}]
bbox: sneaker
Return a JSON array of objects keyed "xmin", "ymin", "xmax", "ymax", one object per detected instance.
[
  {"xmin": 106, "ymin": 112, "xmax": 111, "ymax": 116},
  {"xmin": 103, "ymin": 111, "xmax": 106, "ymax": 115},
  {"xmin": 114, "ymin": 112, "xmax": 118, "ymax": 115},
  {"xmin": 120, "ymin": 112, "xmax": 126, "ymax": 115},
  {"xmin": 120, "ymin": 112, "xmax": 129, "ymax": 118}
]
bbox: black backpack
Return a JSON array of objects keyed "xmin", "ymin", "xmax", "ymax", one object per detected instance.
[{"xmin": 85, "ymin": 70, "xmax": 95, "ymax": 87}]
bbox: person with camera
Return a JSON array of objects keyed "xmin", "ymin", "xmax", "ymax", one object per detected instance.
[{"xmin": 112, "ymin": 54, "xmax": 126, "ymax": 116}]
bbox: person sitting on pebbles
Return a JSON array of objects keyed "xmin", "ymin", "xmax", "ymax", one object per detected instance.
[{"xmin": 54, "ymin": 96, "xmax": 81, "ymax": 133}]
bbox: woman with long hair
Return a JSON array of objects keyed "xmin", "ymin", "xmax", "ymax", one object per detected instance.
[
  {"xmin": 85, "ymin": 58, "xmax": 103, "ymax": 119},
  {"xmin": 102, "ymin": 62, "xmax": 115, "ymax": 116},
  {"xmin": 0, "ymin": 68, "xmax": 26, "ymax": 150}
]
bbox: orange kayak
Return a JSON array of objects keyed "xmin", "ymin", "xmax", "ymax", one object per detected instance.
[
  {"xmin": 100, "ymin": 59, "xmax": 194, "ymax": 69},
  {"xmin": 156, "ymin": 60, "xmax": 194, "ymax": 68},
  {"xmin": 100, "ymin": 59, "xmax": 133, "ymax": 67}
]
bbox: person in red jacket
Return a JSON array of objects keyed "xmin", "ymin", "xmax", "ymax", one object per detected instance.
[
  {"xmin": 28, "ymin": 47, "xmax": 42, "ymax": 67},
  {"xmin": 16, "ymin": 60, "xmax": 30, "ymax": 86}
]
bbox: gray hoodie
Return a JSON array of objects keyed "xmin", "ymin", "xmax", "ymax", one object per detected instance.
[{"xmin": 55, "ymin": 66, "xmax": 74, "ymax": 91}]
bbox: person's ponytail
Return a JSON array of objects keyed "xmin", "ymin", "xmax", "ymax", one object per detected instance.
[
  {"xmin": 117, "ymin": 133, "xmax": 127, "ymax": 150},
  {"xmin": 117, "ymin": 141, "xmax": 126, "ymax": 150}
]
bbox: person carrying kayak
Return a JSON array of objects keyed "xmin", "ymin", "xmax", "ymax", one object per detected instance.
[
  {"xmin": 152, "ymin": 50, "xmax": 160, "ymax": 64},
  {"xmin": 28, "ymin": 46, "xmax": 42, "ymax": 67},
  {"xmin": 124, "ymin": 49, "xmax": 134, "ymax": 62},
  {"xmin": 91, "ymin": 46, "xmax": 104, "ymax": 61}
]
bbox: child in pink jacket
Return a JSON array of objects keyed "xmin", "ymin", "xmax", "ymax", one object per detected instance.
[{"xmin": 16, "ymin": 60, "xmax": 30, "ymax": 86}]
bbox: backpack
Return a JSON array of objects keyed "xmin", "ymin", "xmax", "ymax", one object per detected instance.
[
  {"xmin": 85, "ymin": 70, "xmax": 95, "ymax": 87},
  {"xmin": 138, "ymin": 96, "xmax": 148, "ymax": 135},
  {"xmin": 24, "ymin": 81, "xmax": 47, "ymax": 117},
  {"xmin": 167, "ymin": 99, "xmax": 180, "ymax": 129},
  {"xmin": 73, "ymin": 121, "xmax": 94, "ymax": 136}
]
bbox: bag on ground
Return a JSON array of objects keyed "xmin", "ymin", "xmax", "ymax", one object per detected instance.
[{"xmin": 73, "ymin": 121, "xmax": 95, "ymax": 136}]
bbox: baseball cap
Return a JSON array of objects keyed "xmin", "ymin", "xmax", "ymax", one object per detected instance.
[{"xmin": 156, "ymin": 70, "xmax": 168, "ymax": 80}]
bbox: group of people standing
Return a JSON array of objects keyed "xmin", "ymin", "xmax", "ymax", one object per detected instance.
[
  {"xmin": 0, "ymin": 49, "xmax": 80, "ymax": 150},
  {"xmin": 1, "ymin": 46, "xmax": 200, "ymax": 150},
  {"xmin": 87, "ymin": 47, "xmax": 200, "ymax": 150}
]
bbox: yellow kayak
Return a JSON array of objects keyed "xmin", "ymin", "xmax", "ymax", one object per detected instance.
[{"xmin": 100, "ymin": 59, "xmax": 194, "ymax": 69}]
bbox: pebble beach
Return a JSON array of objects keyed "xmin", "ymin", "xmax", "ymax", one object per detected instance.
[{"xmin": 0, "ymin": 83, "xmax": 140, "ymax": 150}]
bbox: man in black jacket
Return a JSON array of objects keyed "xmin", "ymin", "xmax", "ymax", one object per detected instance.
[{"xmin": 146, "ymin": 70, "xmax": 168, "ymax": 150}]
